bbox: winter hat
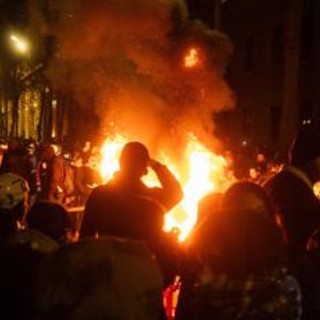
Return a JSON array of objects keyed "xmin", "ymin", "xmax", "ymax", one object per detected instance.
[{"xmin": 289, "ymin": 128, "xmax": 320, "ymax": 166}]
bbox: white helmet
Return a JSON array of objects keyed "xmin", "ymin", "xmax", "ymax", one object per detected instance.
[{"xmin": 0, "ymin": 173, "xmax": 30, "ymax": 210}]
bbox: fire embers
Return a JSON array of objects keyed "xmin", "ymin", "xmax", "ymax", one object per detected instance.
[{"xmin": 183, "ymin": 47, "xmax": 202, "ymax": 68}]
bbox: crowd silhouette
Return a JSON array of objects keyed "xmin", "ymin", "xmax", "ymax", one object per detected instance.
[{"xmin": 0, "ymin": 130, "xmax": 320, "ymax": 319}]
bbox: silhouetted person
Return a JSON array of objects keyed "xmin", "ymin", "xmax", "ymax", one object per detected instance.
[
  {"xmin": 38, "ymin": 144, "xmax": 69, "ymax": 204},
  {"xmin": 0, "ymin": 173, "xmax": 39, "ymax": 320},
  {"xmin": 29, "ymin": 238, "xmax": 166, "ymax": 320},
  {"xmin": 197, "ymin": 192, "xmax": 222, "ymax": 225},
  {"xmin": 113, "ymin": 141, "xmax": 183, "ymax": 211},
  {"xmin": 8, "ymin": 201, "xmax": 73, "ymax": 253},
  {"xmin": 264, "ymin": 128, "xmax": 320, "ymax": 320},
  {"xmin": 264, "ymin": 128, "xmax": 320, "ymax": 252},
  {"xmin": 23, "ymin": 140, "xmax": 40, "ymax": 207},
  {"xmin": 0, "ymin": 243, "xmax": 44, "ymax": 320},
  {"xmin": 80, "ymin": 141, "xmax": 183, "ymax": 284},
  {"xmin": 0, "ymin": 138, "xmax": 26, "ymax": 178},
  {"xmin": 74, "ymin": 153, "xmax": 102, "ymax": 206},
  {"xmin": 177, "ymin": 182, "xmax": 301, "ymax": 320},
  {"xmin": 29, "ymin": 201, "xmax": 72, "ymax": 243},
  {"xmin": 81, "ymin": 141, "xmax": 183, "ymax": 239},
  {"xmin": 0, "ymin": 172, "xmax": 30, "ymax": 246}
]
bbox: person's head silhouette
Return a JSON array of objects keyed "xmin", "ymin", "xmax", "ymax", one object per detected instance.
[{"xmin": 119, "ymin": 142, "xmax": 150, "ymax": 178}]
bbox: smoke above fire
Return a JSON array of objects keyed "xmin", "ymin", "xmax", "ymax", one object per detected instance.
[{"xmin": 30, "ymin": 0, "xmax": 235, "ymax": 157}]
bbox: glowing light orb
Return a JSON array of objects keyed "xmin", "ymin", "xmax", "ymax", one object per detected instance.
[
  {"xmin": 10, "ymin": 34, "xmax": 29, "ymax": 54},
  {"xmin": 183, "ymin": 47, "xmax": 201, "ymax": 68}
]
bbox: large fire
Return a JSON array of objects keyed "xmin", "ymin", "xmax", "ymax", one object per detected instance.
[{"xmin": 99, "ymin": 134, "xmax": 231, "ymax": 241}]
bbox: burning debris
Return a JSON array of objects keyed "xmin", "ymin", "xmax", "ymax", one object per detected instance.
[
  {"xmin": 29, "ymin": 0, "xmax": 236, "ymax": 239},
  {"xmin": 183, "ymin": 47, "xmax": 201, "ymax": 68},
  {"xmin": 29, "ymin": 0, "xmax": 234, "ymax": 143},
  {"xmin": 99, "ymin": 133, "xmax": 233, "ymax": 241}
]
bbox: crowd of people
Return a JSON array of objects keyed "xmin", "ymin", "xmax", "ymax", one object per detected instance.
[
  {"xmin": 0, "ymin": 127, "xmax": 320, "ymax": 319},
  {"xmin": 0, "ymin": 138, "xmax": 102, "ymax": 208}
]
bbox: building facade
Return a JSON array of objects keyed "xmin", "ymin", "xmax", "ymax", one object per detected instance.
[{"xmin": 221, "ymin": 0, "xmax": 320, "ymax": 157}]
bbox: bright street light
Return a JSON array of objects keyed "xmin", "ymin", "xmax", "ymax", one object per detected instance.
[{"xmin": 9, "ymin": 33, "xmax": 30, "ymax": 55}]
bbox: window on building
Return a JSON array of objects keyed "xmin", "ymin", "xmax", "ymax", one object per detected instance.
[
  {"xmin": 271, "ymin": 25, "xmax": 284, "ymax": 64},
  {"xmin": 244, "ymin": 37, "xmax": 254, "ymax": 71},
  {"xmin": 270, "ymin": 105, "xmax": 282, "ymax": 141}
]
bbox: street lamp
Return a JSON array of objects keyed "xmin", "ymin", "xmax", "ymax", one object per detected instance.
[
  {"xmin": 9, "ymin": 33, "xmax": 30, "ymax": 55},
  {"xmin": 7, "ymin": 33, "xmax": 31, "ymax": 137}
]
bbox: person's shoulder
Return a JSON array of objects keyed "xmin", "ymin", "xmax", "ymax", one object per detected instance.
[
  {"xmin": 90, "ymin": 183, "xmax": 109, "ymax": 195},
  {"xmin": 88, "ymin": 183, "xmax": 121, "ymax": 202}
]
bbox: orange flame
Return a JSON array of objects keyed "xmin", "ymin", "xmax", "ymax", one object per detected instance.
[
  {"xmin": 314, "ymin": 181, "xmax": 320, "ymax": 199},
  {"xmin": 99, "ymin": 134, "xmax": 127, "ymax": 182},
  {"xmin": 183, "ymin": 47, "xmax": 201, "ymax": 68},
  {"xmin": 99, "ymin": 133, "xmax": 231, "ymax": 241}
]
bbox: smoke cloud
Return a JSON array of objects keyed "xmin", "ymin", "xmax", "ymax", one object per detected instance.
[{"xmin": 29, "ymin": 0, "xmax": 235, "ymax": 157}]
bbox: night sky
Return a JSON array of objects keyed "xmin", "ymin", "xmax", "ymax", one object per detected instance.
[{"xmin": 186, "ymin": 0, "xmax": 215, "ymax": 27}]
